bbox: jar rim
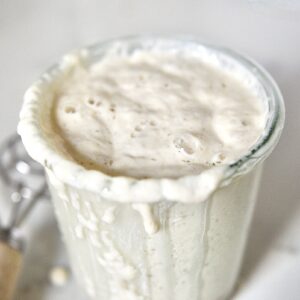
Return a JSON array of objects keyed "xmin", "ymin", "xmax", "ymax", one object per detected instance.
[{"xmin": 18, "ymin": 36, "xmax": 285, "ymax": 202}]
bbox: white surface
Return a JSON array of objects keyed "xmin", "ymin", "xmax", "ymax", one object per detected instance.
[{"xmin": 0, "ymin": 1, "xmax": 299, "ymax": 299}]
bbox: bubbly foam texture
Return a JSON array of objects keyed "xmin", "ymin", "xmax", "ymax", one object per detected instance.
[{"xmin": 53, "ymin": 46, "xmax": 267, "ymax": 178}]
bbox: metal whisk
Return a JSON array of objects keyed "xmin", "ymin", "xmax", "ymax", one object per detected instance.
[{"xmin": 0, "ymin": 134, "xmax": 48, "ymax": 300}]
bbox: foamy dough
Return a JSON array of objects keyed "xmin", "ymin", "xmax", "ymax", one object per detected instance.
[{"xmin": 54, "ymin": 48, "xmax": 266, "ymax": 178}]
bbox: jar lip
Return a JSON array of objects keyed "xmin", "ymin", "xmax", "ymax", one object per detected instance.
[
  {"xmin": 18, "ymin": 35, "xmax": 285, "ymax": 202},
  {"xmin": 218, "ymin": 46, "xmax": 285, "ymax": 181}
]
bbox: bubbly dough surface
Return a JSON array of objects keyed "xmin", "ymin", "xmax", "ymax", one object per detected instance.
[{"xmin": 54, "ymin": 48, "xmax": 266, "ymax": 178}]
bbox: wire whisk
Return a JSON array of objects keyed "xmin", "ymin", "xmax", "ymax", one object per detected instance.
[{"xmin": 0, "ymin": 134, "xmax": 48, "ymax": 245}]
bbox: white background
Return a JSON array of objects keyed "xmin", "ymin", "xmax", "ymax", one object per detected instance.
[{"xmin": 0, "ymin": 1, "xmax": 299, "ymax": 299}]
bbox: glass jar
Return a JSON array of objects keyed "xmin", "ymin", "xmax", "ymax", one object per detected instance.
[{"xmin": 18, "ymin": 36, "xmax": 284, "ymax": 300}]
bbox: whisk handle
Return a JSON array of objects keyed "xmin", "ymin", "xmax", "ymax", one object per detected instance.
[{"xmin": 0, "ymin": 241, "xmax": 22, "ymax": 300}]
